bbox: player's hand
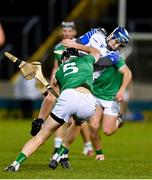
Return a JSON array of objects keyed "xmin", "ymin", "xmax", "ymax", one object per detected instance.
[
  {"xmin": 30, "ymin": 118, "xmax": 44, "ymax": 136},
  {"xmin": 116, "ymin": 89, "xmax": 124, "ymax": 102},
  {"xmin": 61, "ymin": 39, "xmax": 77, "ymax": 48}
]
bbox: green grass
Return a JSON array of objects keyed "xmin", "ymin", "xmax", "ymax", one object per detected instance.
[{"xmin": 0, "ymin": 118, "xmax": 152, "ymax": 179}]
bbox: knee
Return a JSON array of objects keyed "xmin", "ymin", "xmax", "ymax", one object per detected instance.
[{"xmin": 103, "ymin": 128, "xmax": 113, "ymax": 136}]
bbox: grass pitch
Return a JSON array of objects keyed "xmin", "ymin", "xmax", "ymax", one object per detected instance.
[{"xmin": 0, "ymin": 118, "xmax": 152, "ymax": 179}]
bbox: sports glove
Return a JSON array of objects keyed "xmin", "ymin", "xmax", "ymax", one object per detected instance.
[{"xmin": 31, "ymin": 118, "xmax": 44, "ymax": 136}]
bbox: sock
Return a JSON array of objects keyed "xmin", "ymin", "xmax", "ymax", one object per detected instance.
[
  {"xmin": 57, "ymin": 144, "xmax": 69, "ymax": 156},
  {"xmin": 54, "ymin": 137, "xmax": 63, "ymax": 148},
  {"xmin": 63, "ymin": 149, "xmax": 69, "ymax": 159},
  {"xmin": 53, "ymin": 147, "xmax": 59, "ymax": 154},
  {"xmin": 95, "ymin": 149, "xmax": 103, "ymax": 155},
  {"xmin": 15, "ymin": 152, "xmax": 27, "ymax": 164},
  {"xmin": 84, "ymin": 142, "xmax": 93, "ymax": 151},
  {"xmin": 52, "ymin": 145, "xmax": 69, "ymax": 162}
]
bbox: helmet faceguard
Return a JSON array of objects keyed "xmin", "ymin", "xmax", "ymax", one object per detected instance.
[
  {"xmin": 107, "ymin": 27, "xmax": 130, "ymax": 50},
  {"xmin": 112, "ymin": 27, "xmax": 130, "ymax": 47}
]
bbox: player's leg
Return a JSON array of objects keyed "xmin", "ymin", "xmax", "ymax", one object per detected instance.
[
  {"xmin": 53, "ymin": 121, "xmax": 71, "ymax": 154},
  {"xmin": 89, "ymin": 105, "xmax": 105, "ymax": 160},
  {"xmin": 53, "ymin": 127, "xmax": 64, "ymax": 154},
  {"xmin": 4, "ymin": 115, "xmax": 62, "ymax": 172},
  {"xmin": 49, "ymin": 89, "xmax": 96, "ymax": 169},
  {"xmin": 49, "ymin": 120, "xmax": 81, "ymax": 169},
  {"xmin": 102, "ymin": 100, "xmax": 121, "ymax": 136},
  {"xmin": 63, "ymin": 120, "xmax": 81, "ymax": 147},
  {"xmin": 102, "ymin": 114, "xmax": 118, "ymax": 135},
  {"xmin": 80, "ymin": 122, "xmax": 94, "ymax": 156}
]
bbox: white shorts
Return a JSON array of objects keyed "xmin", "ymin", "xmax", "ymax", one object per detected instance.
[
  {"xmin": 95, "ymin": 97, "xmax": 120, "ymax": 116},
  {"xmin": 51, "ymin": 89, "xmax": 96, "ymax": 123}
]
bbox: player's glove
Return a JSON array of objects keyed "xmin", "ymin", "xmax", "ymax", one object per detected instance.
[{"xmin": 31, "ymin": 118, "xmax": 44, "ymax": 136}]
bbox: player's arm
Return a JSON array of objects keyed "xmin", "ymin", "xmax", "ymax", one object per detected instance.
[
  {"xmin": 77, "ymin": 33, "xmax": 121, "ymax": 68},
  {"xmin": 0, "ymin": 23, "xmax": 5, "ymax": 47},
  {"xmin": 39, "ymin": 76, "xmax": 60, "ymax": 117},
  {"xmin": 40, "ymin": 56, "xmax": 59, "ymax": 97},
  {"xmin": 50, "ymin": 59, "xmax": 59, "ymax": 85},
  {"xmin": 94, "ymin": 51, "xmax": 121, "ymax": 70},
  {"xmin": 31, "ymin": 77, "xmax": 60, "ymax": 136},
  {"xmin": 116, "ymin": 65, "xmax": 132, "ymax": 102},
  {"xmin": 76, "ymin": 28, "xmax": 97, "ymax": 45},
  {"xmin": 52, "ymin": 77, "xmax": 60, "ymax": 94},
  {"xmin": 61, "ymin": 39, "xmax": 100, "ymax": 61}
]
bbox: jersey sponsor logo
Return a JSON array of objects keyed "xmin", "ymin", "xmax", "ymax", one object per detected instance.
[
  {"xmin": 99, "ymin": 44, "xmax": 105, "ymax": 48},
  {"xmin": 63, "ymin": 62, "xmax": 79, "ymax": 76}
]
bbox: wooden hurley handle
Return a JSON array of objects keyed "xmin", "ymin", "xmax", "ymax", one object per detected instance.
[
  {"xmin": 4, "ymin": 51, "xmax": 23, "ymax": 67},
  {"xmin": 4, "ymin": 52, "xmax": 18, "ymax": 62}
]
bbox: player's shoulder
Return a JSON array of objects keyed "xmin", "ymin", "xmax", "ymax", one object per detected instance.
[
  {"xmin": 83, "ymin": 54, "xmax": 94, "ymax": 58},
  {"xmin": 92, "ymin": 28, "xmax": 106, "ymax": 37},
  {"xmin": 82, "ymin": 54, "xmax": 96, "ymax": 63},
  {"xmin": 85, "ymin": 27, "xmax": 105, "ymax": 40},
  {"xmin": 90, "ymin": 29, "xmax": 106, "ymax": 45}
]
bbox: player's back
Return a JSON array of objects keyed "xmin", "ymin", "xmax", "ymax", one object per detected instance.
[{"xmin": 55, "ymin": 55, "xmax": 95, "ymax": 93}]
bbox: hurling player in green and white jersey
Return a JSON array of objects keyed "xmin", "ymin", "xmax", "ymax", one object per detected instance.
[
  {"xmin": 32, "ymin": 21, "xmax": 94, "ymax": 158},
  {"xmin": 4, "ymin": 41, "xmax": 100, "ymax": 172},
  {"xmin": 50, "ymin": 21, "xmax": 77, "ymax": 81},
  {"xmin": 52, "ymin": 27, "xmax": 132, "ymax": 163},
  {"xmin": 37, "ymin": 22, "xmax": 76, "ymax": 123}
]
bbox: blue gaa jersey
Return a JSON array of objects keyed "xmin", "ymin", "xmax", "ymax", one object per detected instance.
[{"xmin": 78, "ymin": 28, "xmax": 120, "ymax": 65}]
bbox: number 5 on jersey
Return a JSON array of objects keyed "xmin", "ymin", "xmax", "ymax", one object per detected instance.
[{"xmin": 63, "ymin": 62, "xmax": 79, "ymax": 76}]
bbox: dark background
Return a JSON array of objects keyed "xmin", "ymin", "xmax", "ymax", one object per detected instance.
[{"xmin": 0, "ymin": 0, "xmax": 152, "ymax": 82}]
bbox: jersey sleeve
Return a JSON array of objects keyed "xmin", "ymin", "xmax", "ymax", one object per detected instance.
[
  {"xmin": 105, "ymin": 51, "xmax": 120, "ymax": 65},
  {"xmin": 54, "ymin": 52, "xmax": 62, "ymax": 61},
  {"xmin": 54, "ymin": 44, "xmax": 65, "ymax": 61},
  {"xmin": 76, "ymin": 28, "xmax": 97, "ymax": 45},
  {"xmin": 115, "ymin": 57, "xmax": 126, "ymax": 69},
  {"xmin": 54, "ymin": 45, "xmax": 61, "ymax": 61},
  {"xmin": 94, "ymin": 57, "xmax": 113, "ymax": 67}
]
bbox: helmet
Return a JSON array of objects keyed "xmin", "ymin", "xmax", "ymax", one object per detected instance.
[
  {"xmin": 61, "ymin": 48, "xmax": 79, "ymax": 62},
  {"xmin": 61, "ymin": 21, "xmax": 76, "ymax": 29},
  {"xmin": 112, "ymin": 27, "xmax": 130, "ymax": 47}
]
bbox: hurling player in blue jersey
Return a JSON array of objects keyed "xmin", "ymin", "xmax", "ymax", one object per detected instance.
[
  {"xmin": 75, "ymin": 27, "xmax": 132, "ymax": 160},
  {"xmin": 76, "ymin": 27, "xmax": 129, "ymax": 65}
]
